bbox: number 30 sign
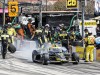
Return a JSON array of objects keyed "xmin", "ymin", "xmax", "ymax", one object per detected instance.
[
  {"xmin": 66, "ymin": 0, "xmax": 78, "ymax": 9},
  {"xmin": 8, "ymin": 1, "xmax": 18, "ymax": 17}
]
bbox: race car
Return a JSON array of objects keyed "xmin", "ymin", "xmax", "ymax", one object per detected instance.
[{"xmin": 32, "ymin": 43, "xmax": 79, "ymax": 65}]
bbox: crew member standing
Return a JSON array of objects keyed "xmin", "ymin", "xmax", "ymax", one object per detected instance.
[
  {"xmin": 83, "ymin": 28, "xmax": 89, "ymax": 60},
  {"xmin": 85, "ymin": 30, "xmax": 95, "ymax": 62},
  {"xmin": 1, "ymin": 29, "xmax": 10, "ymax": 59},
  {"xmin": 59, "ymin": 31, "xmax": 69, "ymax": 51},
  {"xmin": 69, "ymin": 29, "xmax": 76, "ymax": 45},
  {"xmin": 14, "ymin": 23, "xmax": 24, "ymax": 40},
  {"xmin": 43, "ymin": 24, "xmax": 50, "ymax": 42},
  {"xmin": 7, "ymin": 23, "xmax": 16, "ymax": 44},
  {"xmin": 27, "ymin": 18, "xmax": 36, "ymax": 39}
]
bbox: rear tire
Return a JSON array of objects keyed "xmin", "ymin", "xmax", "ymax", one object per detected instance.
[{"xmin": 72, "ymin": 52, "xmax": 79, "ymax": 65}]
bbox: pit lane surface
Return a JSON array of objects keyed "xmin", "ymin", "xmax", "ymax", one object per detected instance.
[{"xmin": 0, "ymin": 51, "xmax": 100, "ymax": 75}]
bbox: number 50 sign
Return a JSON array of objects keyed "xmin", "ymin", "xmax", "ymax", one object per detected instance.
[
  {"xmin": 8, "ymin": 1, "xmax": 18, "ymax": 17},
  {"xmin": 66, "ymin": 0, "xmax": 78, "ymax": 9}
]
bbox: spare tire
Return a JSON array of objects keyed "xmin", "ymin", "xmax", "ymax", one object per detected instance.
[{"xmin": 8, "ymin": 43, "xmax": 16, "ymax": 53}]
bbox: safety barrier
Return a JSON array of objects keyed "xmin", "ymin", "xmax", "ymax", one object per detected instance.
[
  {"xmin": 72, "ymin": 46, "xmax": 84, "ymax": 59},
  {"xmin": 96, "ymin": 49, "xmax": 100, "ymax": 61},
  {"xmin": 72, "ymin": 46, "xmax": 96, "ymax": 61}
]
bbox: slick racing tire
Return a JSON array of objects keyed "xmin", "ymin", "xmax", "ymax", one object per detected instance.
[
  {"xmin": 72, "ymin": 52, "xmax": 79, "ymax": 65},
  {"xmin": 32, "ymin": 50, "xmax": 38, "ymax": 62},
  {"xmin": 8, "ymin": 43, "xmax": 16, "ymax": 53},
  {"xmin": 42, "ymin": 54, "xmax": 49, "ymax": 65}
]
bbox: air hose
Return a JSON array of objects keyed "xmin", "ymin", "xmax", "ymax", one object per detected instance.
[
  {"xmin": 11, "ymin": 17, "xmax": 17, "ymax": 26},
  {"xmin": 66, "ymin": 15, "xmax": 77, "ymax": 32}
]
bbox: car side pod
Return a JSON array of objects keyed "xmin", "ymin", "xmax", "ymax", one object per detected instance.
[{"xmin": 71, "ymin": 52, "xmax": 79, "ymax": 65}]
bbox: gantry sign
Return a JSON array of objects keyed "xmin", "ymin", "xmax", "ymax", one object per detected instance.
[
  {"xmin": 66, "ymin": 0, "xmax": 78, "ymax": 9},
  {"xmin": 8, "ymin": 0, "xmax": 18, "ymax": 17}
]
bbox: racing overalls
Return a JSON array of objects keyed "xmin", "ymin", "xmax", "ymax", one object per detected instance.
[
  {"xmin": 53, "ymin": 29, "xmax": 60, "ymax": 43},
  {"xmin": 27, "ymin": 23, "xmax": 36, "ymax": 39},
  {"xmin": 0, "ymin": 29, "xmax": 3, "ymax": 41},
  {"xmin": 48, "ymin": 31, "xmax": 52, "ymax": 42},
  {"xmin": 14, "ymin": 24, "xmax": 24, "ymax": 40},
  {"xmin": 85, "ymin": 35, "xmax": 95, "ymax": 62},
  {"xmin": 7, "ymin": 27, "xmax": 16, "ymax": 44},
  {"xmin": 45, "ymin": 28, "xmax": 52, "ymax": 42},
  {"xmin": 1, "ymin": 33, "xmax": 10, "ymax": 57},
  {"xmin": 59, "ymin": 33, "xmax": 69, "ymax": 51},
  {"xmin": 35, "ymin": 30, "xmax": 43, "ymax": 46},
  {"xmin": 43, "ymin": 30, "xmax": 49, "ymax": 43},
  {"xmin": 69, "ymin": 31, "xmax": 76, "ymax": 45},
  {"xmin": 83, "ymin": 32, "xmax": 89, "ymax": 59}
]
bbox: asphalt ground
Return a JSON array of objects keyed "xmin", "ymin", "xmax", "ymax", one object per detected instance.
[{"xmin": 0, "ymin": 51, "xmax": 99, "ymax": 75}]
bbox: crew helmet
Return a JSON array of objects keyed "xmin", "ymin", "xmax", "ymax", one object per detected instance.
[
  {"xmin": 84, "ymin": 28, "xmax": 88, "ymax": 32},
  {"xmin": 45, "ymin": 24, "xmax": 50, "ymax": 27},
  {"xmin": 7, "ymin": 22, "xmax": 12, "ymax": 27}
]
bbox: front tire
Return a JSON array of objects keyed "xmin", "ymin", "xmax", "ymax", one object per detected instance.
[
  {"xmin": 32, "ymin": 50, "xmax": 38, "ymax": 62},
  {"xmin": 32, "ymin": 53, "xmax": 36, "ymax": 62},
  {"xmin": 42, "ymin": 54, "xmax": 49, "ymax": 65}
]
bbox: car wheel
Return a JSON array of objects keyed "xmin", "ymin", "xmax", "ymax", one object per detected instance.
[
  {"xmin": 42, "ymin": 54, "xmax": 49, "ymax": 65},
  {"xmin": 72, "ymin": 52, "xmax": 79, "ymax": 65},
  {"xmin": 32, "ymin": 54, "xmax": 36, "ymax": 62},
  {"xmin": 32, "ymin": 50, "xmax": 37, "ymax": 62},
  {"xmin": 8, "ymin": 43, "xmax": 16, "ymax": 53}
]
